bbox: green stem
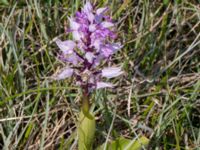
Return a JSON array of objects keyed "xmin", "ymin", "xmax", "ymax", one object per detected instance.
[
  {"xmin": 78, "ymin": 88, "xmax": 96, "ymax": 150},
  {"xmin": 81, "ymin": 90, "xmax": 94, "ymax": 120}
]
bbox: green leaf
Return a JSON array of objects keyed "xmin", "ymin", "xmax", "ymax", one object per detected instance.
[
  {"xmin": 97, "ymin": 136, "xmax": 149, "ymax": 150},
  {"xmin": 114, "ymin": 0, "xmax": 131, "ymax": 18},
  {"xmin": 163, "ymin": 0, "xmax": 169, "ymax": 5},
  {"xmin": 78, "ymin": 111, "xmax": 96, "ymax": 150},
  {"xmin": 0, "ymin": 0, "xmax": 9, "ymax": 5}
]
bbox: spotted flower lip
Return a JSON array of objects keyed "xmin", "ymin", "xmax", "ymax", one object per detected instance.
[{"xmin": 54, "ymin": 1, "xmax": 123, "ymax": 91}]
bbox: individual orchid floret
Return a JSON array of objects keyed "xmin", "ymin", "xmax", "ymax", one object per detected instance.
[
  {"xmin": 54, "ymin": 1, "xmax": 123, "ymax": 92},
  {"xmin": 55, "ymin": 39, "xmax": 76, "ymax": 54}
]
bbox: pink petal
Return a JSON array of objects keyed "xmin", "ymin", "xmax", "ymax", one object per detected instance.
[
  {"xmin": 56, "ymin": 39, "xmax": 76, "ymax": 54},
  {"xmin": 83, "ymin": 1, "xmax": 94, "ymax": 23},
  {"xmin": 72, "ymin": 31, "xmax": 82, "ymax": 41},
  {"xmin": 101, "ymin": 43, "xmax": 122, "ymax": 57},
  {"xmin": 96, "ymin": 7, "xmax": 108, "ymax": 15},
  {"xmin": 109, "ymin": 42, "xmax": 122, "ymax": 53},
  {"xmin": 101, "ymin": 21, "xmax": 114, "ymax": 28},
  {"xmin": 87, "ymin": 13, "xmax": 95, "ymax": 23},
  {"xmin": 68, "ymin": 17, "xmax": 80, "ymax": 30},
  {"xmin": 102, "ymin": 67, "xmax": 123, "ymax": 78},
  {"xmin": 53, "ymin": 68, "xmax": 73, "ymax": 80},
  {"xmin": 83, "ymin": 1, "xmax": 93, "ymax": 13},
  {"xmin": 95, "ymin": 7, "xmax": 108, "ymax": 23},
  {"xmin": 89, "ymin": 24, "xmax": 96, "ymax": 32},
  {"xmin": 92, "ymin": 39, "xmax": 102, "ymax": 50},
  {"xmin": 85, "ymin": 52, "xmax": 95, "ymax": 63},
  {"xmin": 93, "ymin": 55, "xmax": 103, "ymax": 67},
  {"xmin": 101, "ymin": 46, "xmax": 112, "ymax": 57},
  {"xmin": 66, "ymin": 53, "xmax": 80, "ymax": 65},
  {"xmin": 96, "ymin": 82, "xmax": 113, "ymax": 89}
]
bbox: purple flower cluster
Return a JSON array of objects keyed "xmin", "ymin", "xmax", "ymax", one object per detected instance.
[{"xmin": 54, "ymin": 1, "xmax": 123, "ymax": 91}]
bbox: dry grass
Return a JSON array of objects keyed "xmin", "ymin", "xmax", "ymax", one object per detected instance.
[{"xmin": 0, "ymin": 0, "xmax": 200, "ymax": 149}]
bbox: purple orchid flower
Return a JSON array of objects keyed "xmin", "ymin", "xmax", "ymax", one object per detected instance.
[{"xmin": 54, "ymin": 1, "xmax": 123, "ymax": 92}]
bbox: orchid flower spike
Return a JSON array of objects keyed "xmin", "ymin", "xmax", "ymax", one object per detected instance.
[{"xmin": 54, "ymin": 1, "xmax": 123, "ymax": 92}]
